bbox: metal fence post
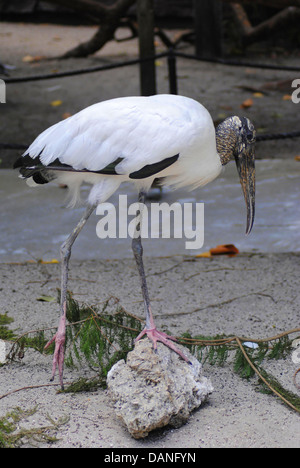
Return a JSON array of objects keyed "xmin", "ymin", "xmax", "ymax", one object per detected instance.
[
  {"xmin": 137, "ymin": 0, "xmax": 157, "ymax": 96},
  {"xmin": 167, "ymin": 50, "xmax": 178, "ymax": 95},
  {"xmin": 194, "ymin": 0, "xmax": 223, "ymax": 59}
]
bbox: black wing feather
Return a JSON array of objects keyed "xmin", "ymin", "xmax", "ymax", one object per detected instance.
[
  {"xmin": 129, "ymin": 154, "xmax": 179, "ymax": 180},
  {"xmin": 14, "ymin": 152, "xmax": 179, "ymax": 184}
]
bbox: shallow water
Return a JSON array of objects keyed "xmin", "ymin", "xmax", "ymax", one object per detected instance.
[{"xmin": 1, "ymin": 159, "xmax": 299, "ymax": 262}]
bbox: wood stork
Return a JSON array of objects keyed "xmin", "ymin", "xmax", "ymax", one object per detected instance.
[{"xmin": 14, "ymin": 94, "xmax": 256, "ymax": 388}]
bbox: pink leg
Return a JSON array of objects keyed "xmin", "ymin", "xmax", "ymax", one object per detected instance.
[
  {"xmin": 44, "ymin": 310, "xmax": 66, "ymax": 388},
  {"xmin": 132, "ymin": 192, "xmax": 191, "ymax": 365},
  {"xmin": 135, "ymin": 326, "xmax": 191, "ymax": 363},
  {"xmin": 44, "ymin": 205, "xmax": 96, "ymax": 389}
]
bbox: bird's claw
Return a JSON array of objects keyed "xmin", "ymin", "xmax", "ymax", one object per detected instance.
[
  {"xmin": 135, "ymin": 327, "xmax": 191, "ymax": 364},
  {"xmin": 44, "ymin": 317, "xmax": 66, "ymax": 389}
]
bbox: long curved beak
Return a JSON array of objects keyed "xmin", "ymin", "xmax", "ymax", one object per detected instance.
[{"xmin": 235, "ymin": 143, "xmax": 256, "ymax": 235}]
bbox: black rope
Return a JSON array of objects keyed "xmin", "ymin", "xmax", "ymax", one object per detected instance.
[
  {"xmin": 4, "ymin": 53, "xmax": 169, "ymax": 84},
  {"xmin": 1, "ymin": 131, "xmax": 300, "ymax": 152},
  {"xmin": 256, "ymin": 131, "xmax": 300, "ymax": 142},
  {"xmin": 174, "ymin": 51, "xmax": 300, "ymax": 72},
  {"xmin": 0, "ymin": 143, "xmax": 28, "ymax": 150},
  {"xmin": 1, "ymin": 48, "xmax": 300, "ymax": 151},
  {"xmin": 3, "ymin": 49, "xmax": 300, "ymax": 84}
]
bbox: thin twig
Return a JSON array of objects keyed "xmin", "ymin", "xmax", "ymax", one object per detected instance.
[
  {"xmin": 88, "ymin": 306, "xmax": 118, "ymax": 351},
  {"xmin": 235, "ymin": 337, "xmax": 300, "ymax": 413},
  {"xmin": 294, "ymin": 368, "xmax": 300, "ymax": 391},
  {"xmin": 179, "ymin": 328, "xmax": 300, "ymax": 346},
  {"xmin": 0, "ymin": 382, "xmax": 71, "ymax": 401}
]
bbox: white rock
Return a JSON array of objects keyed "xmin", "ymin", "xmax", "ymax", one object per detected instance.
[
  {"xmin": 107, "ymin": 339, "xmax": 213, "ymax": 439},
  {"xmin": 0, "ymin": 340, "xmax": 7, "ymax": 364}
]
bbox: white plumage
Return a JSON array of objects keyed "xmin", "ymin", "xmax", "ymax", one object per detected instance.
[
  {"xmin": 15, "ymin": 93, "xmax": 256, "ymax": 388},
  {"xmin": 23, "ymin": 95, "xmax": 222, "ymax": 205}
]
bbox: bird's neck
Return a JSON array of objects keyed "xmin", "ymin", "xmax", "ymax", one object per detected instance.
[{"xmin": 215, "ymin": 119, "xmax": 237, "ymax": 166}]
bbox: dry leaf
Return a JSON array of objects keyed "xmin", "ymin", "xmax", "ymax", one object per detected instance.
[
  {"xmin": 40, "ymin": 259, "xmax": 59, "ymax": 264},
  {"xmin": 62, "ymin": 112, "xmax": 72, "ymax": 119},
  {"xmin": 22, "ymin": 55, "xmax": 34, "ymax": 63},
  {"xmin": 196, "ymin": 244, "xmax": 239, "ymax": 258},
  {"xmin": 37, "ymin": 295, "xmax": 56, "ymax": 302},
  {"xmin": 253, "ymin": 92, "xmax": 264, "ymax": 98},
  {"xmin": 51, "ymin": 100, "xmax": 63, "ymax": 107},
  {"xmin": 210, "ymin": 244, "xmax": 239, "ymax": 256},
  {"xmin": 22, "ymin": 55, "xmax": 44, "ymax": 63},
  {"xmin": 240, "ymin": 99, "xmax": 253, "ymax": 109},
  {"xmin": 282, "ymin": 94, "xmax": 292, "ymax": 101},
  {"xmin": 195, "ymin": 251, "xmax": 212, "ymax": 258},
  {"xmin": 295, "ymin": 155, "xmax": 300, "ymax": 161}
]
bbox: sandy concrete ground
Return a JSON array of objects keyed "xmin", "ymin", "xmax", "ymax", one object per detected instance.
[
  {"xmin": 0, "ymin": 22, "xmax": 299, "ymax": 448},
  {"xmin": 0, "ymin": 254, "xmax": 299, "ymax": 448}
]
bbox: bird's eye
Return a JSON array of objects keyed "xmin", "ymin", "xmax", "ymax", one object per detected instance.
[{"xmin": 247, "ymin": 132, "xmax": 254, "ymax": 142}]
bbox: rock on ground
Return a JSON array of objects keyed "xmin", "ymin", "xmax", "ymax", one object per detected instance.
[
  {"xmin": 107, "ymin": 339, "xmax": 213, "ymax": 439},
  {"xmin": 0, "ymin": 340, "xmax": 7, "ymax": 364}
]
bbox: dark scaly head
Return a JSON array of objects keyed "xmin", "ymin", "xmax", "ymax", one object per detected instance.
[{"xmin": 216, "ymin": 116, "xmax": 256, "ymax": 235}]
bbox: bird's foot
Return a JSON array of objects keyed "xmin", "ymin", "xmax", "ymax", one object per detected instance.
[
  {"xmin": 44, "ymin": 315, "xmax": 66, "ymax": 389},
  {"xmin": 135, "ymin": 327, "xmax": 192, "ymax": 364}
]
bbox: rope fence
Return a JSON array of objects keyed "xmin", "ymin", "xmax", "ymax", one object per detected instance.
[
  {"xmin": 1, "ymin": 47, "xmax": 299, "ymax": 150},
  {"xmin": 1, "ymin": 130, "xmax": 300, "ymax": 151},
  {"xmin": 4, "ymin": 52, "xmax": 169, "ymax": 84},
  {"xmin": 3, "ymin": 49, "xmax": 300, "ymax": 85}
]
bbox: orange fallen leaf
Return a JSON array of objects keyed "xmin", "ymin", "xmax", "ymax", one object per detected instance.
[
  {"xmin": 40, "ymin": 259, "xmax": 59, "ymax": 264},
  {"xmin": 62, "ymin": 112, "xmax": 72, "ymax": 119},
  {"xmin": 195, "ymin": 251, "xmax": 212, "ymax": 258},
  {"xmin": 22, "ymin": 55, "xmax": 45, "ymax": 63},
  {"xmin": 51, "ymin": 100, "xmax": 63, "ymax": 107},
  {"xmin": 253, "ymin": 92, "xmax": 264, "ymax": 98},
  {"xmin": 282, "ymin": 94, "xmax": 292, "ymax": 101},
  {"xmin": 33, "ymin": 55, "xmax": 45, "ymax": 62},
  {"xmin": 22, "ymin": 55, "xmax": 34, "ymax": 63},
  {"xmin": 196, "ymin": 244, "xmax": 239, "ymax": 258},
  {"xmin": 240, "ymin": 98, "xmax": 253, "ymax": 109},
  {"xmin": 210, "ymin": 244, "xmax": 239, "ymax": 256},
  {"xmin": 295, "ymin": 155, "xmax": 300, "ymax": 161}
]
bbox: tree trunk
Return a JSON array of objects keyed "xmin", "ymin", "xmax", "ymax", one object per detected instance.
[
  {"xmin": 221, "ymin": 0, "xmax": 300, "ymax": 8},
  {"xmin": 44, "ymin": 0, "xmax": 136, "ymax": 58},
  {"xmin": 230, "ymin": 3, "xmax": 300, "ymax": 45},
  {"xmin": 62, "ymin": 22, "xmax": 119, "ymax": 58}
]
